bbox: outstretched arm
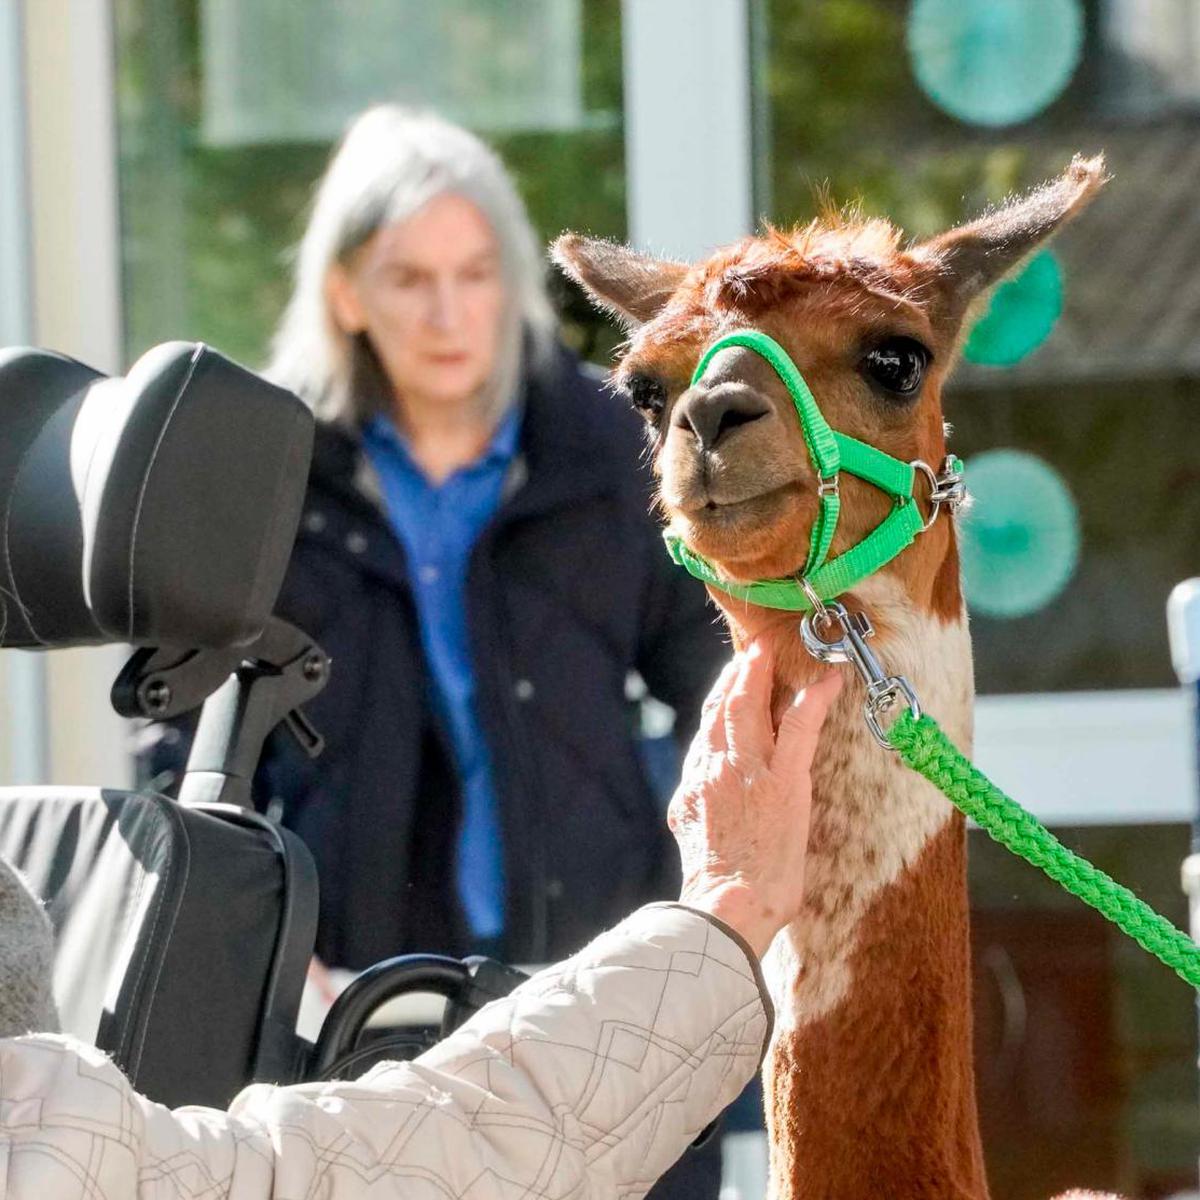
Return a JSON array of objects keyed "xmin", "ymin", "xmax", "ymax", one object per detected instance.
[
  {"xmin": 1, "ymin": 903, "xmax": 766, "ymax": 1200},
  {"xmin": 1, "ymin": 645, "xmax": 838, "ymax": 1200}
]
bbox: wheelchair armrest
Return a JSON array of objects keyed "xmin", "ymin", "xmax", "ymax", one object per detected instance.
[{"xmin": 309, "ymin": 953, "xmax": 529, "ymax": 1081}]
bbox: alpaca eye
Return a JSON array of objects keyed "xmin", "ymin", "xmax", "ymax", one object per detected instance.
[
  {"xmin": 625, "ymin": 374, "xmax": 667, "ymax": 421},
  {"xmin": 861, "ymin": 338, "xmax": 929, "ymax": 398}
]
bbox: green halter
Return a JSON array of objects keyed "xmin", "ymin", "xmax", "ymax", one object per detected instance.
[
  {"xmin": 662, "ymin": 334, "xmax": 1200, "ymax": 994},
  {"xmin": 662, "ymin": 329, "xmax": 963, "ymax": 610}
]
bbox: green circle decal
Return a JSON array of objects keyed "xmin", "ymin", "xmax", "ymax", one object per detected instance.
[
  {"xmin": 959, "ymin": 449, "xmax": 1080, "ymax": 619},
  {"xmin": 907, "ymin": 0, "xmax": 1083, "ymax": 128},
  {"xmin": 964, "ymin": 251, "xmax": 1063, "ymax": 367}
]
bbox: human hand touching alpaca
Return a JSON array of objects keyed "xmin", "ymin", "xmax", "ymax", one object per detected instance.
[{"xmin": 669, "ymin": 643, "xmax": 840, "ymax": 958}]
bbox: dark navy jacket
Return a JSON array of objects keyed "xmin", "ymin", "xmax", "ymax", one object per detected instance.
[{"xmin": 144, "ymin": 351, "xmax": 726, "ymax": 970}]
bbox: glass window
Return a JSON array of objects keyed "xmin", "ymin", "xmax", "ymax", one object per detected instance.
[
  {"xmin": 971, "ymin": 824, "xmax": 1198, "ymax": 1199},
  {"xmin": 115, "ymin": 0, "xmax": 626, "ymax": 370},
  {"xmin": 755, "ymin": 6, "xmax": 1199, "ymax": 1193},
  {"xmin": 753, "ymin": 0, "xmax": 1200, "ymax": 695}
]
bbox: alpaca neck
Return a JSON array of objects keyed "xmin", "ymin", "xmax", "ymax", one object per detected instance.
[
  {"xmin": 765, "ymin": 812, "xmax": 987, "ymax": 1200},
  {"xmin": 728, "ymin": 579, "xmax": 987, "ymax": 1200}
]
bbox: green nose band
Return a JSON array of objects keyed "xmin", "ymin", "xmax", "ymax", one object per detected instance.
[{"xmin": 662, "ymin": 329, "xmax": 957, "ymax": 612}]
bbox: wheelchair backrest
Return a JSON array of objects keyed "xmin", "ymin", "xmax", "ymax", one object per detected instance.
[{"xmin": 0, "ymin": 342, "xmax": 319, "ymax": 1104}]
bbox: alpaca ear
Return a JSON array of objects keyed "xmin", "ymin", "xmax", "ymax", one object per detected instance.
[
  {"xmin": 552, "ymin": 234, "xmax": 688, "ymax": 328},
  {"xmin": 914, "ymin": 154, "xmax": 1108, "ymax": 315}
]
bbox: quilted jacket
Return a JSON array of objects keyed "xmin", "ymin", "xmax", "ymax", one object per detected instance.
[{"xmin": 0, "ymin": 903, "xmax": 771, "ymax": 1199}]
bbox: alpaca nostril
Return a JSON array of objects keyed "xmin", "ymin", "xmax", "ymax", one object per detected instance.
[
  {"xmin": 714, "ymin": 405, "xmax": 766, "ymax": 442},
  {"xmin": 676, "ymin": 385, "xmax": 771, "ymax": 451}
]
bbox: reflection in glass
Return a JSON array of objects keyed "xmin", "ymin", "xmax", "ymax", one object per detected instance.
[
  {"xmin": 964, "ymin": 251, "xmax": 1064, "ymax": 367},
  {"xmin": 960, "ymin": 449, "xmax": 1080, "ymax": 620},
  {"xmin": 907, "ymin": 0, "xmax": 1083, "ymax": 128},
  {"xmin": 199, "ymin": 0, "xmax": 585, "ymax": 145},
  {"xmin": 115, "ymin": 0, "xmax": 626, "ymax": 368},
  {"xmin": 970, "ymin": 822, "xmax": 1197, "ymax": 1200}
]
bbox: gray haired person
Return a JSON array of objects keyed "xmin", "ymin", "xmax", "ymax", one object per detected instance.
[
  {"xmin": 266, "ymin": 104, "xmax": 557, "ymax": 428},
  {"xmin": 132, "ymin": 103, "xmax": 733, "ymax": 1200},
  {"xmin": 139, "ymin": 106, "xmax": 728, "ymax": 1049}
]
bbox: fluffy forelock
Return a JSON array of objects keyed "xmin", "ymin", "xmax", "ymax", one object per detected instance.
[{"xmin": 629, "ymin": 215, "xmax": 927, "ymax": 356}]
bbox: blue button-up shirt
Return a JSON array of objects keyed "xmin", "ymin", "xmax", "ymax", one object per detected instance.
[{"xmin": 362, "ymin": 409, "xmax": 520, "ymax": 941}]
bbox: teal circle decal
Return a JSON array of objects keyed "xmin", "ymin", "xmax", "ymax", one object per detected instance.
[
  {"xmin": 907, "ymin": 0, "xmax": 1083, "ymax": 128},
  {"xmin": 959, "ymin": 449, "xmax": 1080, "ymax": 619},
  {"xmin": 964, "ymin": 251, "xmax": 1063, "ymax": 367}
]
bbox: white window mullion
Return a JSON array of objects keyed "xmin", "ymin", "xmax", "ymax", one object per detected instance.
[
  {"xmin": 20, "ymin": 0, "xmax": 131, "ymax": 788},
  {"xmin": 621, "ymin": 0, "xmax": 753, "ymax": 261},
  {"xmin": 0, "ymin": 0, "xmax": 48, "ymax": 786},
  {"xmin": 974, "ymin": 689, "xmax": 1193, "ymax": 827}
]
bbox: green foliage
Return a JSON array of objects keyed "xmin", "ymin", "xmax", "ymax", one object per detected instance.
[{"xmin": 760, "ymin": 0, "xmax": 1038, "ymax": 235}]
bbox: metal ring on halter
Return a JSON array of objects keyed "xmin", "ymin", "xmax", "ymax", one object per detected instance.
[
  {"xmin": 798, "ymin": 576, "xmax": 831, "ymax": 626},
  {"xmin": 910, "ymin": 460, "xmax": 944, "ymax": 533},
  {"xmin": 817, "ymin": 473, "xmax": 840, "ymax": 498}
]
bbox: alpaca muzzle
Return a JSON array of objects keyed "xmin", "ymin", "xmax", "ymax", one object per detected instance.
[{"xmin": 663, "ymin": 327, "xmax": 965, "ymax": 613}]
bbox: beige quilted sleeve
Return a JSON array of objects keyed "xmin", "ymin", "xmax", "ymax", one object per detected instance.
[{"xmin": 1, "ymin": 903, "xmax": 770, "ymax": 1199}]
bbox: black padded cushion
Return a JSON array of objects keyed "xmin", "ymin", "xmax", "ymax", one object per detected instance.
[
  {"xmin": 0, "ymin": 342, "xmax": 313, "ymax": 649},
  {"xmin": 0, "ymin": 788, "xmax": 316, "ymax": 1107}
]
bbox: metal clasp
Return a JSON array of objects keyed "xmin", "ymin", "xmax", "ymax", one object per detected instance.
[
  {"xmin": 911, "ymin": 455, "xmax": 967, "ymax": 533},
  {"xmin": 799, "ymin": 600, "xmax": 922, "ymax": 749}
]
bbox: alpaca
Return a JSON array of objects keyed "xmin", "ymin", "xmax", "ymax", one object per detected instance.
[{"xmin": 555, "ymin": 157, "xmax": 1118, "ymax": 1200}]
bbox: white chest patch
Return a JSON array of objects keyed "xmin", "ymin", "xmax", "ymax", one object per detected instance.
[{"xmin": 765, "ymin": 579, "xmax": 974, "ymax": 1029}]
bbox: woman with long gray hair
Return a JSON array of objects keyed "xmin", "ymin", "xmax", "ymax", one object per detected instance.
[
  {"xmin": 267, "ymin": 106, "xmax": 557, "ymax": 436},
  {"xmin": 143, "ymin": 107, "xmax": 725, "ymax": 1182}
]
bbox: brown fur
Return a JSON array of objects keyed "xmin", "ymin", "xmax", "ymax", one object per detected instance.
[
  {"xmin": 554, "ymin": 156, "xmax": 1110, "ymax": 1200},
  {"xmin": 767, "ymin": 819, "xmax": 986, "ymax": 1200}
]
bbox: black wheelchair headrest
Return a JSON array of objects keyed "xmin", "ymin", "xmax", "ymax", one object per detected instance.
[{"xmin": 0, "ymin": 342, "xmax": 313, "ymax": 649}]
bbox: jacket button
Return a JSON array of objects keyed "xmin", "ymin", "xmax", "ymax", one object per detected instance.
[
  {"xmin": 546, "ymin": 878, "xmax": 564, "ymax": 899},
  {"xmin": 513, "ymin": 678, "xmax": 535, "ymax": 702},
  {"xmin": 303, "ymin": 509, "xmax": 327, "ymax": 533},
  {"xmin": 345, "ymin": 531, "xmax": 368, "ymax": 554}
]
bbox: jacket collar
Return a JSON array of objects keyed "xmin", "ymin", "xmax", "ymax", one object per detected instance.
[
  {"xmin": 309, "ymin": 347, "xmax": 618, "ymax": 526},
  {"xmin": 499, "ymin": 349, "xmax": 616, "ymax": 521}
]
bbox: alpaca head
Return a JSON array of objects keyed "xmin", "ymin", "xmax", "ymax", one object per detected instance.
[{"xmin": 555, "ymin": 157, "xmax": 1106, "ymax": 625}]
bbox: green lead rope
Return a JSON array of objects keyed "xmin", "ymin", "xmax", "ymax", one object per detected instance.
[{"xmin": 888, "ymin": 710, "xmax": 1200, "ymax": 990}]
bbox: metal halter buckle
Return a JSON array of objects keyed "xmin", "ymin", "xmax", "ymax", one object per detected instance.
[
  {"xmin": 911, "ymin": 456, "xmax": 966, "ymax": 533},
  {"xmin": 817, "ymin": 473, "xmax": 840, "ymax": 499},
  {"xmin": 798, "ymin": 600, "xmax": 923, "ymax": 750}
]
